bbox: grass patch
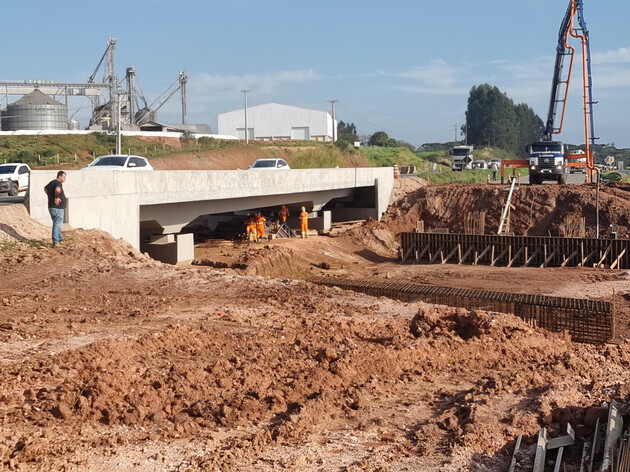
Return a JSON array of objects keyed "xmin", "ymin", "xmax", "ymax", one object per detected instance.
[
  {"xmin": 0, "ymin": 239, "xmax": 48, "ymax": 251},
  {"xmin": 602, "ymin": 171, "xmax": 628, "ymax": 182},
  {"xmin": 359, "ymin": 146, "xmax": 423, "ymax": 167},
  {"xmin": 290, "ymin": 145, "xmax": 370, "ymax": 169},
  {"xmin": 418, "ymin": 167, "xmax": 528, "ymax": 184},
  {"xmin": 0, "ymin": 133, "xmax": 247, "ymax": 169}
]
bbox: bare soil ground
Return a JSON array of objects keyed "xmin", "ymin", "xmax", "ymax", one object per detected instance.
[{"xmin": 1, "ymin": 178, "xmax": 630, "ymax": 471}]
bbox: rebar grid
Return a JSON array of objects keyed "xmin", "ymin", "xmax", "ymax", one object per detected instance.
[{"xmin": 311, "ymin": 278, "xmax": 613, "ymax": 344}]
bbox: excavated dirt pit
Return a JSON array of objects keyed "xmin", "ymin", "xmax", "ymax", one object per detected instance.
[{"xmin": 1, "ymin": 179, "xmax": 630, "ymax": 471}]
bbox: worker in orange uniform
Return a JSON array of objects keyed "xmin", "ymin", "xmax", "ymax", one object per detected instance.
[
  {"xmin": 245, "ymin": 213, "xmax": 257, "ymax": 242},
  {"xmin": 256, "ymin": 212, "xmax": 266, "ymax": 240},
  {"xmin": 278, "ymin": 205, "xmax": 290, "ymax": 223},
  {"xmin": 299, "ymin": 206, "xmax": 309, "ymax": 239}
]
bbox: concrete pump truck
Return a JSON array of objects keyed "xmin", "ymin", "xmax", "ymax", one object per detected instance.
[{"xmin": 527, "ymin": 0, "xmax": 597, "ymax": 185}]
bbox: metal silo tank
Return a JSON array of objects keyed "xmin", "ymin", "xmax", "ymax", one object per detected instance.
[
  {"xmin": 4, "ymin": 90, "xmax": 68, "ymax": 131},
  {"xmin": 68, "ymin": 118, "xmax": 80, "ymax": 130}
]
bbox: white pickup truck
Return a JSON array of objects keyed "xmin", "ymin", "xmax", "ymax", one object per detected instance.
[{"xmin": 0, "ymin": 163, "xmax": 31, "ymax": 196}]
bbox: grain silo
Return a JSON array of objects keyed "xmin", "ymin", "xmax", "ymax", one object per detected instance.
[{"xmin": 2, "ymin": 90, "xmax": 68, "ymax": 131}]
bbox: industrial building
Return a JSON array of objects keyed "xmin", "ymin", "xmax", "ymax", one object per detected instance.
[
  {"xmin": 0, "ymin": 39, "xmax": 198, "ymax": 135},
  {"xmin": 218, "ymin": 103, "xmax": 336, "ymax": 142},
  {"xmin": 1, "ymin": 90, "xmax": 70, "ymax": 131}
]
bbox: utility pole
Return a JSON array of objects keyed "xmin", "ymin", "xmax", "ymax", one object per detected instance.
[
  {"xmin": 106, "ymin": 38, "xmax": 117, "ymax": 132},
  {"xmin": 454, "ymin": 124, "xmax": 458, "ymax": 144},
  {"xmin": 241, "ymin": 89, "xmax": 250, "ymax": 143},
  {"xmin": 329, "ymin": 99, "xmax": 338, "ymax": 142},
  {"xmin": 180, "ymin": 71, "xmax": 187, "ymax": 125},
  {"xmin": 116, "ymin": 93, "xmax": 122, "ymax": 154},
  {"xmin": 126, "ymin": 66, "xmax": 135, "ymax": 125}
]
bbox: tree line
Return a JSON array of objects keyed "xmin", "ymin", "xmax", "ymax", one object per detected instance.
[
  {"xmin": 465, "ymin": 84, "xmax": 543, "ymax": 157},
  {"xmin": 336, "ymin": 121, "xmax": 415, "ymax": 151},
  {"xmin": 341, "ymin": 84, "xmax": 630, "ymax": 165},
  {"xmin": 342, "ymin": 84, "xmax": 543, "ymax": 157}
]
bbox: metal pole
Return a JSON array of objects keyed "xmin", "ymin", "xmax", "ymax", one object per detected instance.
[
  {"xmin": 107, "ymin": 38, "xmax": 117, "ymax": 132},
  {"xmin": 126, "ymin": 66, "xmax": 135, "ymax": 125},
  {"xmin": 241, "ymin": 89, "xmax": 250, "ymax": 143},
  {"xmin": 180, "ymin": 71, "xmax": 187, "ymax": 125},
  {"xmin": 116, "ymin": 94, "xmax": 121, "ymax": 154},
  {"xmin": 329, "ymin": 99, "xmax": 337, "ymax": 142},
  {"xmin": 596, "ymin": 172, "xmax": 600, "ymax": 238}
]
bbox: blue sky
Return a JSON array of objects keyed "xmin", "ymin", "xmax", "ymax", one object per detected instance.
[{"xmin": 2, "ymin": 0, "xmax": 628, "ymax": 148}]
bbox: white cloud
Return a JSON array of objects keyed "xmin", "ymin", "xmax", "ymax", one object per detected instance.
[
  {"xmin": 593, "ymin": 47, "xmax": 630, "ymax": 65},
  {"xmin": 394, "ymin": 60, "xmax": 466, "ymax": 95},
  {"xmin": 594, "ymin": 66, "xmax": 630, "ymax": 89},
  {"xmin": 189, "ymin": 69, "xmax": 317, "ymax": 103}
]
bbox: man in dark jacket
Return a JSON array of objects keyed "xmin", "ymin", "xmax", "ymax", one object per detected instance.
[{"xmin": 44, "ymin": 171, "xmax": 67, "ymax": 247}]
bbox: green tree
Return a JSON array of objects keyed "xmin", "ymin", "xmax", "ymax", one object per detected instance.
[
  {"xmin": 466, "ymin": 84, "xmax": 518, "ymax": 152},
  {"xmin": 465, "ymin": 84, "xmax": 544, "ymax": 156},
  {"xmin": 514, "ymin": 103, "xmax": 544, "ymax": 156},
  {"xmin": 337, "ymin": 121, "xmax": 358, "ymax": 143},
  {"xmin": 394, "ymin": 140, "xmax": 415, "ymax": 152},
  {"xmin": 368, "ymin": 131, "xmax": 392, "ymax": 147}
]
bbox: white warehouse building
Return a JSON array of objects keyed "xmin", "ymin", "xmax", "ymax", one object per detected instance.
[{"xmin": 218, "ymin": 103, "xmax": 336, "ymax": 142}]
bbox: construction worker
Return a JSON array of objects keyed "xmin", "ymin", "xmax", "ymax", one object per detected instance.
[
  {"xmin": 278, "ymin": 205, "xmax": 290, "ymax": 223},
  {"xmin": 299, "ymin": 207, "xmax": 309, "ymax": 239},
  {"xmin": 256, "ymin": 212, "xmax": 266, "ymax": 240},
  {"xmin": 245, "ymin": 213, "xmax": 257, "ymax": 242}
]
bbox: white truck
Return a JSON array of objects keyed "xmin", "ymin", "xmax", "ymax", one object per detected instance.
[
  {"xmin": 0, "ymin": 163, "xmax": 31, "ymax": 196},
  {"xmin": 450, "ymin": 145, "xmax": 474, "ymax": 171}
]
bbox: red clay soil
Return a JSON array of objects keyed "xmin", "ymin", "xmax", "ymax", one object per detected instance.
[
  {"xmin": 382, "ymin": 181, "xmax": 630, "ymax": 238},
  {"xmin": 1, "ymin": 178, "xmax": 630, "ymax": 471}
]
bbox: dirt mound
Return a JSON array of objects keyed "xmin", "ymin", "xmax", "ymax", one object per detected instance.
[
  {"xmin": 0, "ymin": 204, "xmax": 51, "ymax": 243},
  {"xmin": 3, "ymin": 269, "xmax": 629, "ymax": 471},
  {"xmin": 150, "ymin": 146, "xmax": 297, "ymax": 171},
  {"xmin": 382, "ymin": 181, "xmax": 630, "ymax": 238},
  {"xmin": 3, "ymin": 176, "xmax": 630, "ymax": 470},
  {"xmin": 391, "ymin": 176, "xmax": 427, "ymax": 203}
]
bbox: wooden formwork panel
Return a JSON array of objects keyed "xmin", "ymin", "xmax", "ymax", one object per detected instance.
[
  {"xmin": 400, "ymin": 233, "xmax": 630, "ymax": 269},
  {"xmin": 311, "ymin": 278, "xmax": 613, "ymax": 344}
]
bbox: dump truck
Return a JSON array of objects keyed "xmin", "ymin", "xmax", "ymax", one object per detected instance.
[{"xmin": 450, "ymin": 145, "xmax": 474, "ymax": 171}]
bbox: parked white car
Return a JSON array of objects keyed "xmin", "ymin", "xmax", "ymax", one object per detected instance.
[
  {"xmin": 248, "ymin": 158, "xmax": 290, "ymax": 170},
  {"xmin": 83, "ymin": 154, "xmax": 153, "ymax": 170},
  {"xmin": 0, "ymin": 163, "xmax": 31, "ymax": 196},
  {"xmin": 472, "ymin": 160, "xmax": 488, "ymax": 170}
]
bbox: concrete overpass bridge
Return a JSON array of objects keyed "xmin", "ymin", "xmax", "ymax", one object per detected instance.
[{"xmin": 29, "ymin": 168, "xmax": 394, "ymax": 263}]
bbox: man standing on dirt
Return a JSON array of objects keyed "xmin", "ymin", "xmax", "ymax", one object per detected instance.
[
  {"xmin": 44, "ymin": 171, "xmax": 67, "ymax": 247},
  {"xmin": 256, "ymin": 212, "xmax": 266, "ymax": 240},
  {"xmin": 245, "ymin": 213, "xmax": 257, "ymax": 242},
  {"xmin": 491, "ymin": 162, "xmax": 498, "ymax": 182},
  {"xmin": 299, "ymin": 207, "xmax": 309, "ymax": 239},
  {"xmin": 278, "ymin": 205, "xmax": 289, "ymax": 224}
]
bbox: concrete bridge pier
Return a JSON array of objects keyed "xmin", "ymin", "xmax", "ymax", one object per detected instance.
[{"xmin": 141, "ymin": 233, "xmax": 195, "ymax": 265}]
